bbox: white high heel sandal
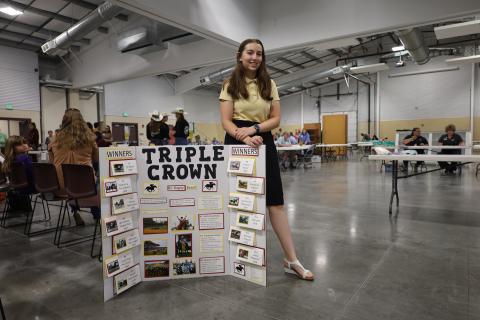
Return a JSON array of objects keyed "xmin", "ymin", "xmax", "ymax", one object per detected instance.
[{"xmin": 284, "ymin": 259, "xmax": 314, "ymax": 281}]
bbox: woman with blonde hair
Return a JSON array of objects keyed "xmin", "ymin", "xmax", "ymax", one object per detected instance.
[{"xmin": 49, "ymin": 108, "xmax": 99, "ymax": 225}]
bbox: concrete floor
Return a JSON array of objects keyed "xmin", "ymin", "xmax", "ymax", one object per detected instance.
[{"xmin": 1, "ymin": 160, "xmax": 480, "ymax": 320}]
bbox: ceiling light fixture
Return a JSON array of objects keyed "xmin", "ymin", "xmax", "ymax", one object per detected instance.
[
  {"xmin": 391, "ymin": 45, "xmax": 405, "ymax": 52},
  {"xmin": 434, "ymin": 20, "xmax": 480, "ymax": 40},
  {"xmin": 0, "ymin": 6, "xmax": 23, "ymax": 16},
  {"xmin": 445, "ymin": 55, "xmax": 480, "ymax": 66},
  {"xmin": 349, "ymin": 63, "xmax": 389, "ymax": 74}
]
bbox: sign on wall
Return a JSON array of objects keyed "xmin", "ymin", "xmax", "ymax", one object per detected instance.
[{"xmin": 99, "ymin": 145, "xmax": 267, "ymax": 301}]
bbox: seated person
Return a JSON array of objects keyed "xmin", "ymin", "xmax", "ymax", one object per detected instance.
[
  {"xmin": 192, "ymin": 135, "xmax": 205, "ymax": 145},
  {"xmin": 276, "ymin": 132, "xmax": 296, "ymax": 169},
  {"xmin": 2, "ymin": 136, "xmax": 35, "ymax": 212},
  {"xmin": 2, "ymin": 135, "xmax": 34, "ymax": 194},
  {"xmin": 49, "ymin": 109, "xmax": 100, "ymax": 226},
  {"xmin": 360, "ymin": 133, "xmax": 371, "ymax": 141},
  {"xmin": 288, "ymin": 132, "xmax": 298, "ymax": 145},
  {"xmin": 299, "ymin": 129, "xmax": 311, "ymax": 145},
  {"xmin": 401, "ymin": 127, "xmax": 428, "ymax": 172},
  {"xmin": 211, "ymin": 137, "xmax": 221, "ymax": 145},
  {"xmin": 438, "ymin": 124, "xmax": 464, "ymax": 175}
]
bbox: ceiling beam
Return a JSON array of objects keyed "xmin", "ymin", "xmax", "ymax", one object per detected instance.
[
  {"xmin": 0, "ymin": 17, "xmax": 90, "ymax": 45},
  {"xmin": 278, "ymin": 57, "xmax": 305, "ymax": 69},
  {"xmin": 9, "ymin": 0, "xmax": 109, "ymax": 33},
  {"xmin": 328, "ymin": 49, "xmax": 342, "ymax": 57},
  {"xmin": 0, "ymin": 37, "xmax": 39, "ymax": 51},
  {"xmin": 67, "ymin": 0, "xmax": 129, "ymax": 21},
  {"xmin": 0, "ymin": 29, "xmax": 44, "ymax": 44},
  {"xmin": 267, "ymin": 65, "xmax": 289, "ymax": 75},
  {"xmin": 300, "ymin": 51, "xmax": 320, "ymax": 61}
]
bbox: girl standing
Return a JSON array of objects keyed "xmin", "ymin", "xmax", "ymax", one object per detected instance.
[
  {"xmin": 173, "ymin": 108, "xmax": 189, "ymax": 145},
  {"xmin": 219, "ymin": 39, "xmax": 313, "ymax": 280}
]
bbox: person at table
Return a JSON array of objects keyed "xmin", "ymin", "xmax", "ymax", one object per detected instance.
[
  {"xmin": 438, "ymin": 124, "xmax": 464, "ymax": 175},
  {"xmin": 219, "ymin": 38, "xmax": 313, "ymax": 280},
  {"xmin": 294, "ymin": 129, "xmax": 301, "ymax": 141},
  {"xmin": 401, "ymin": 127, "xmax": 429, "ymax": 172},
  {"xmin": 360, "ymin": 133, "xmax": 370, "ymax": 141},
  {"xmin": 192, "ymin": 134, "xmax": 206, "ymax": 145},
  {"xmin": 299, "ymin": 129, "xmax": 311, "ymax": 145},
  {"xmin": 49, "ymin": 109, "xmax": 99, "ymax": 226}
]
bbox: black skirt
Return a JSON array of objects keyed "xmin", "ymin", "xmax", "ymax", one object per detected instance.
[{"xmin": 224, "ymin": 120, "xmax": 284, "ymax": 206}]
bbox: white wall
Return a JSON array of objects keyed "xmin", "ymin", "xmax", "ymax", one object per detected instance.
[
  {"xmin": 379, "ymin": 56, "xmax": 471, "ymax": 121},
  {"xmin": 0, "ymin": 45, "xmax": 40, "ymax": 111},
  {"xmin": 104, "ymin": 75, "xmax": 219, "ymax": 122},
  {"xmin": 41, "ymin": 87, "xmax": 66, "ymax": 140},
  {"xmin": 280, "ymin": 80, "xmax": 369, "ymax": 141},
  {"xmin": 78, "ymin": 92, "xmax": 98, "ymax": 124}
]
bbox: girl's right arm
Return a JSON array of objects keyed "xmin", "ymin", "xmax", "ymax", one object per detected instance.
[{"xmin": 220, "ymin": 100, "xmax": 238, "ymax": 138}]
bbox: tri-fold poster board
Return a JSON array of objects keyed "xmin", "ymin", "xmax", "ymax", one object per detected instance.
[{"xmin": 99, "ymin": 145, "xmax": 267, "ymax": 301}]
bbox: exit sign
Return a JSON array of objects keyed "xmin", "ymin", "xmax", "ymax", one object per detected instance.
[{"xmin": 5, "ymin": 103, "xmax": 13, "ymax": 110}]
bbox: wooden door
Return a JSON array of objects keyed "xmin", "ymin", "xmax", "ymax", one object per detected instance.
[{"xmin": 322, "ymin": 114, "xmax": 347, "ymax": 155}]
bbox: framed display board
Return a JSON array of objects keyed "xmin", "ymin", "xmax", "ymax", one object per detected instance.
[{"xmin": 99, "ymin": 145, "xmax": 267, "ymax": 301}]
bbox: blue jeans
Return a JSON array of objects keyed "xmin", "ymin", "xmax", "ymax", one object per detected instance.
[{"xmin": 175, "ymin": 137, "xmax": 188, "ymax": 145}]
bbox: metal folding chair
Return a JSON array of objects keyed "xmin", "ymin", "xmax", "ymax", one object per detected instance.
[
  {"xmin": 26, "ymin": 163, "xmax": 71, "ymax": 238},
  {"xmin": 0, "ymin": 162, "xmax": 44, "ymax": 230},
  {"xmin": 58, "ymin": 164, "xmax": 101, "ymax": 258}
]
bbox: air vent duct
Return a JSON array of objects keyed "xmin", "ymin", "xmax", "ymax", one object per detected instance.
[
  {"xmin": 396, "ymin": 28, "xmax": 430, "ymax": 65},
  {"xmin": 41, "ymin": 1, "xmax": 122, "ymax": 56}
]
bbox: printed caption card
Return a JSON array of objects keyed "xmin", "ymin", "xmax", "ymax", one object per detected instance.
[
  {"xmin": 235, "ymin": 212, "xmax": 265, "ymax": 231},
  {"xmin": 113, "ymin": 229, "xmax": 141, "ymax": 254},
  {"xmin": 111, "ymin": 193, "xmax": 139, "ymax": 215},
  {"xmin": 236, "ymin": 176, "xmax": 265, "ymax": 194},
  {"xmin": 103, "ymin": 176, "xmax": 133, "ymax": 197},
  {"xmin": 236, "ymin": 245, "xmax": 265, "ymax": 266},
  {"xmin": 104, "ymin": 250, "xmax": 137, "ymax": 278},
  {"xmin": 228, "ymin": 193, "xmax": 256, "ymax": 212},
  {"xmin": 103, "ymin": 213, "xmax": 135, "ymax": 237},
  {"xmin": 114, "ymin": 265, "xmax": 142, "ymax": 295},
  {"xmin": 228, "ymin": 226, "xmax": 255, "ymax": 246},
  {"xmin": 227, "ymin": 157, "xmax": 255, "ymax": 175},
  {"xmin": 110, "ymin": 159, "xmax": 138, "ymax": 176}
]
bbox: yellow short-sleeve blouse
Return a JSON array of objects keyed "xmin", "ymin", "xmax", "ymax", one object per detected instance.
[{"xmin": 219, "ymin": 79, "xmax": 280, "ymax": 123}]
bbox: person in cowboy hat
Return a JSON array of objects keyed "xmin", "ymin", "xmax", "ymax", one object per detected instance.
[
  {"xmin": 172, "ymin": 107, "xmax": 190, "ymax": 145},
  {"xmin": 147, "ymin": 111, "xmax": 170, "ymax": 145}
]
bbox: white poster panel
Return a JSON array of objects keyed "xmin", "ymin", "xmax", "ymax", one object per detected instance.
[
  {"xmin": 136, "ymin": 146, "xmax": 230, "ymax": 282},
  {"xmin": 227, "ymin": 146, "xmax": 267, "ymax": 286},
  {"xmin": 100, "ymin": 145, "xmax": 267, "ymax": 302}
]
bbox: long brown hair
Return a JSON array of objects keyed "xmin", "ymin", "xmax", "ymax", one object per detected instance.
[
  {"xmin": 2, "ymin": 135, "xmax": 27, "ymax": 174},
  {"xmin": 224, "ymin": 39, "xmax": 272, "ymax": 101},
  {"xmin": 55, "ymin": 109, "xmax": 96, "ymax": 149}
]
